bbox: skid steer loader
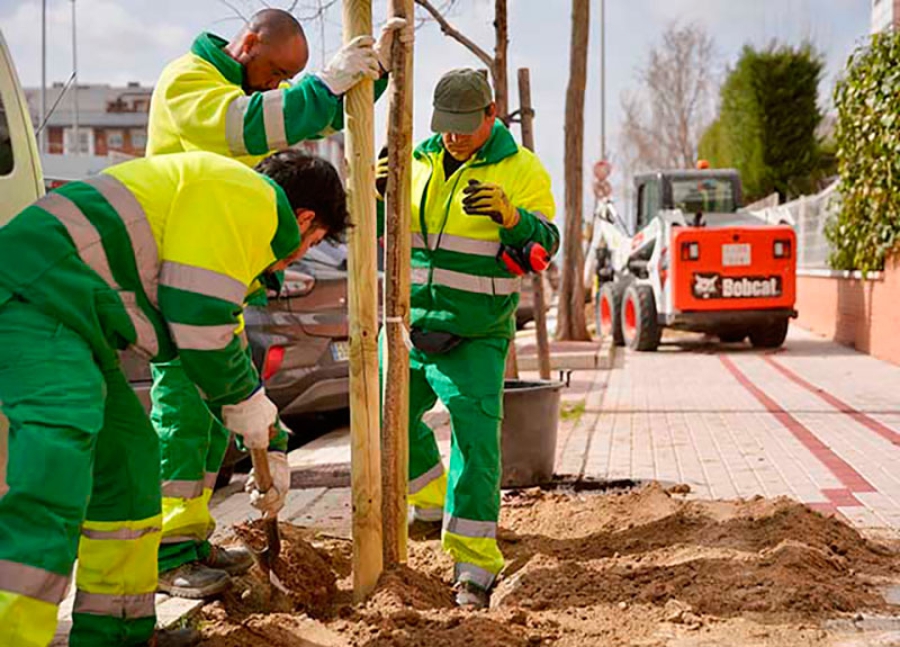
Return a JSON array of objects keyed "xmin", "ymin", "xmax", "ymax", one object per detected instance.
[{"xmin": 587, "ymin": 167, "xmax": 797, "ymax": 351}]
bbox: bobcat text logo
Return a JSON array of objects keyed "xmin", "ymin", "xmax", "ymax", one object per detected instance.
[{"xmin": 692, "ymin": 274, "xmax": 782, "ymax": 300}]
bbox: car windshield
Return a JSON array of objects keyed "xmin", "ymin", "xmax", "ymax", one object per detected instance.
[{"xmin": 671, "ymin": 178, "xmax": 736, "ymax": 214}]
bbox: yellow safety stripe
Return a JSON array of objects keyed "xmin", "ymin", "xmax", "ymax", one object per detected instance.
[
  {"xmin": 0, "ymin": 590, "xmax": 60, "ymax": 647},
  {"xmin": 409, "ymin": 463, "xmax": 444, "ymax": 495},
  {"xmin": 73, "ymin": 591, "xmax": 155, "ymax": 619},
  {"xmin": 160, "ymin": 261, "xmax": 247, "ymax": 306},
  {"xmin": 0, "ymin": 560, "xmax": 70, "ymax": 604},
  {"xmin": 77, "ymin": 515, "xmax": 161, "ymax": 598},
  {"xmin": 161, "ymin": 489, "xmax": 214, "ymax": 544},
  {"xmin": 408, "ymin": 470, "xmax": 447, "ymax": 513},
  {"xmin": 444, "ymin": 533, "xmax": 504, "ymax": 579},
  {"xmin": 411, "ymin": 267, "xmax": 520, "ymax": 296}
]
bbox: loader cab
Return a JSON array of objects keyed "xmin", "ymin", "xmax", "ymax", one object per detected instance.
[
  {"xmin": 634, "ymin": 170, "xmax": 743, "ymax": 231},
  {"xmin": 634, "ymin": 174, "xmax": 663, "ymax": 233},
  {"xmin": 0, "ymin": 29, "xmax": 44, "ymax": 225}
]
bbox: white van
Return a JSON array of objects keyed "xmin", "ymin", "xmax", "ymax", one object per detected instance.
[{"xmin": 0, "ymin": 29, "xmax": 43, "ymax": 225}]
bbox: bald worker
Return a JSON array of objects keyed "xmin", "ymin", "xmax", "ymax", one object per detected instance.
[{"xmin": 147, "ymin": 8, "xmax": 411, "ymax": 600}]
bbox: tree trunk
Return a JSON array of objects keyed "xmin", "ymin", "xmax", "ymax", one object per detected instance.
[
  {"xmin": 493, "ymin": 0, "xmax": 509, "ymax": 119},
  {"xmin": 557, "ymin": 0, "xmax": 591, "ymax": 342},
  {"xmin": 382, "ymin": 0, "xmax": 414, "ymax": 569}
]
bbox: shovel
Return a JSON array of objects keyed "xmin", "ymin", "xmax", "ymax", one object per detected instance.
[{"xmin": 246, "ymin": 447, "xmax": 289, "ymax": 603}]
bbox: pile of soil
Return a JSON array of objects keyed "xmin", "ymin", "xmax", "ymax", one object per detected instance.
[
  {"xmin": 200, "ymin": 484, "xmax": 900, "ymax": 647},
  {"xmin": 228, "ymin": 520, "xmax": 338, "ymax": 618}
]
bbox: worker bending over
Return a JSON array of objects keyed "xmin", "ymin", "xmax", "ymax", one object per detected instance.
[{"xmin": 0, "ymin": 149, "xmax": 349, "ymax": 647}]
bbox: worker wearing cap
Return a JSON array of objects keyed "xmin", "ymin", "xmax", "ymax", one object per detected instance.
[
  {"xmin": 146, "ymin": 8, "xmax": 411, "ymax": 598},
  {"xmin": 0, "ymin": 149, "xmax": 350, "ymax": 647},
  {"xmin": 377, "ymin": 69, "xmax": 559, "ymax": 608}
]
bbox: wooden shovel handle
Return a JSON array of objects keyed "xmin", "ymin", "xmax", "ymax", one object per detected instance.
[{"xmin": 249, "ymin": 447, "xmax": 274, "ymax": 493}]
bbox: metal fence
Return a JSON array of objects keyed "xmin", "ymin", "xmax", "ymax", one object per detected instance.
[{"xmin": 752, "ymin": 181, "xmax": 840, "ymax": 270}]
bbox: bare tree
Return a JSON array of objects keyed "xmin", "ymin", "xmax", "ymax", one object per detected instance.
[
  {"xmin": 556, "ymin": 0, "xmax": 590, "ymax": 342},
  {"xmin": 620, "ymin": 22, "xmax": 717, "ymax": 175},
  {"xmin": 414, "ymin": 0, "xmax": 510, "ymax": 118}
]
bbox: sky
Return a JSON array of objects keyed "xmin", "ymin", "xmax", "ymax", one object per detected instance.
[{"xmin": 0, "ymin": 0, "xmax": 872, "ymax": 222}]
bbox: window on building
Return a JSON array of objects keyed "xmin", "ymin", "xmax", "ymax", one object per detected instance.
[
  {"xmin": 0, "ymin": 94, "xmax": 13, "ymax": 176},
  {"xmin": 64, "ymin": 127, "xmax": 94, "ymax": 155},
  {"xmin": 106, "ymin": 129, "xmax": 124, "ymax": 150},
  {"xmin": 131, "ymin": 129, "xmax": 147, "ymax": 149}
]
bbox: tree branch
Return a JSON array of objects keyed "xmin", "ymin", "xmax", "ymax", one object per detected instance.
[{"xmin": 414, "ymin": 0, "xmax": 495, "ymax": 71}]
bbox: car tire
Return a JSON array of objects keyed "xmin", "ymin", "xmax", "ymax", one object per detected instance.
[
  {"xmin": 599, "ymin": 282, "xmax": 625, "ymax": 346},
  {"xmin": 621, "ymin": 284, "xmax": 661, "ymax": 352},
  {"xmin": 749, "ymin": 318, "xmax": 789, "ymax": 349},
  {"xmin": 718, "ymin": 330, "xmax": 748, "ymax": 344}
]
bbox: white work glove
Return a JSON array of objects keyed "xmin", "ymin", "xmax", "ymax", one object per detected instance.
[
  {"xmin": 374, "ymin": 17, "xmax": 414, "ymax": 73},
  {"xmin": 246, "ymin": 452, "xmax": 290, "ymax": 515},
  {"xmin": 221, "ymin": 388, "xmax": 278, "ymax": 450},
  {"xmin": 318, "ymin": 35, "xmax": 381, "ymax": 96}
]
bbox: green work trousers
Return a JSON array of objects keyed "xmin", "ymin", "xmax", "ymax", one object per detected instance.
[
  {"xmin": 400, "ymin": 336, "xmax": 508, "ymax": 590},
  {"xmin": 152, "ymin": 358, "xmax": 230, "ymax": 573},
  {"xmin": 0, "ymin": 299, "xmax": 161, "ymax": 647}
]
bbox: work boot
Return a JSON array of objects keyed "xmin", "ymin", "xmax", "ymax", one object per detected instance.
[
  {"xmin": 147, "ymin": 627, "xmax": 202, "ymax": 647},
  {"xmin": 454, "ymin": 580, "xmax": 491, "ymax": 609},
  {"xmin": 407, "ymin": 506, "xmax": 442, "ymax": 540},
  {"xmin": 157, "ymin": 562, "xmax": 229, "ymax": 599},
  {"xmin": 202, "ymin": 544, "xmax": 254, "ymax": 576}
]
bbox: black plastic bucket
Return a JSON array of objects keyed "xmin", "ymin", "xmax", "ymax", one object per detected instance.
[{"xmin": 501, "ymin": 379, "xmax": 564, "ymax": 488}]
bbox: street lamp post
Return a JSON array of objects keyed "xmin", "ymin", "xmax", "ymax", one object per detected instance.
[
  {"xmin": 40, "ymin": 0, "xmax": 46, "ymax": 154},
  {"xmin": 600, "ymin": 0, "xmax": 606, "ymax": 161},
  {"xmin": 71, "ymin": 0, "xmax": 80, "ymax": 156}
]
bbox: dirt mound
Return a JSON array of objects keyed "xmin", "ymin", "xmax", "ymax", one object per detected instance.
[
  {"xmin": 365, "ymin": 565, "xmax": 456, "ymax": 612},
  {"xmin": 201, "ymin": 605, "xmax": 347, "ymax": 647},
  {"xmin": 494, "ymin": 484, "xmax": 897, "ymax": 621},
  {"xmin": 199, "ymin": 484, "xmax": 900, "ymax": 646},
  {"xmin": 230, "ymin": 520, "xmax": 338, "ymax": 618}
]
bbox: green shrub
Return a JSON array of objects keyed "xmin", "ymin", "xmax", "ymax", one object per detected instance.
[{"xmin": 827, "ymin": 30, "xmax": 900, "ymax": 272}]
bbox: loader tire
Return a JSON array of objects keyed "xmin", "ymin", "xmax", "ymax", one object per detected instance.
[
  {"xmin": 717, "ymin": 330, "xmax": 748, "ymax": 344},
  {"xmin": 622, "ymin": 284, "xmax": 661, "ymax": 352},
  {"xmin": 599, "ymin": 281, "xmax": 625, "ymax": 346},
  {"xmin": 749, "ymin": 318, "xmax": 789, "ymax": 349}
]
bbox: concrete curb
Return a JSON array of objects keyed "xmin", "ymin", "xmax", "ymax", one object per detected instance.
[{"xmin": 516, "ymin": 335, "xmax": 615, "ymax": 372}]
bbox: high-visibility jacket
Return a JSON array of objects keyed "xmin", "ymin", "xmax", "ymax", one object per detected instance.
[
  {"xmin": 0, "ymin": 151, "xmax": 300, "ymax": 408},
  {"xmin": 148, "ymin": 32, "xmax": 387, "ymax": 167},
  {"xmin": 395, "ymin": 121, "xmax": 559, "ymax": 339}
]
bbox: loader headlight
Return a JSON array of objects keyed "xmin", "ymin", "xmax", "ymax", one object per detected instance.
[
  {"xmin": 773, "ymin": 239, "xmax": 792, "ymax": 259},
  {"xmin": 681, "ymin": 241, "xmax": 700, "ymax": 261}
]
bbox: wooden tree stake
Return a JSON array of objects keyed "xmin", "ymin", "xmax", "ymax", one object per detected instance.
[
  {"xmin": 382, "ymin": 0, "xmax": 414, "ymax": 568},
  {"xmin": 343, "ymin": 0, "xmax": 383, "ymax": 601}
]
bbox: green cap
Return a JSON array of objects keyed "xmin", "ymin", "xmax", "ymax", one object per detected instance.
[{"xmin": 431, "ymin": 68, "xmax": 493, "ymax": 135}]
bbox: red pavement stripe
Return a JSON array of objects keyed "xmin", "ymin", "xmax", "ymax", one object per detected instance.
[
  {"xmin": 719, "ymin": 355, "xmax": 875, "ymax": 494},
  {"xmin": 821, "ymin": 488, "xmax": 862, "ymax": 507},
  {"xmin": 763, "ymin": 356, "xmax": 900, "ymax": 446}
]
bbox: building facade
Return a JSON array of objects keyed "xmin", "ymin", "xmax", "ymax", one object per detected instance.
[
  {"xmin": 25, "ymin": 82, "xmax": 151, "ymax": 158},
  {"xmin": 872, "ymin": 0, "xmax": 900, "ymax": 33}
]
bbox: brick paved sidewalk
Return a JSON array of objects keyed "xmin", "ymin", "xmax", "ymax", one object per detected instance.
[{"xmin": 558, "ymin": 326, "xmax": 900, "ymax": 536}]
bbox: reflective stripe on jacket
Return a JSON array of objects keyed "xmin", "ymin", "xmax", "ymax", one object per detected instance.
[
  {"xmin": 0, "ymin": 152, "xmax": 300, "ymax": 408},
  {"xmin": 400, "ymin": 120, "xmax": 559, "ymax": 339}
]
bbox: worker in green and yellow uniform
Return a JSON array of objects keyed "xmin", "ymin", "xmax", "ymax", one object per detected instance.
[
  {"xmin": 377, "ymin": 69, "xmax": 559, "ymax": 608},
  {"xmin": 146, "ymin": 8, "xmax": 411, "ymax": 598},
  {"xmin": 0, "ymin": 149, "xmax": 350, "ymax": 647}
]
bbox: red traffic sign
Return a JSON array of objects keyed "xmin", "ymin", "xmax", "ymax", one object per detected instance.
[{"xmin": 593, "ymin": 159, "xmax": 611, "ymax": 181}]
